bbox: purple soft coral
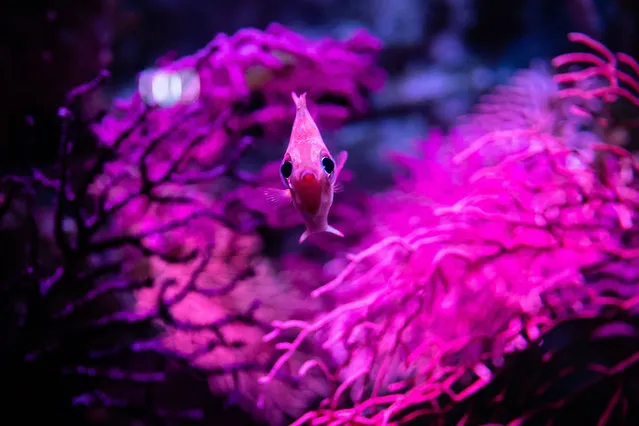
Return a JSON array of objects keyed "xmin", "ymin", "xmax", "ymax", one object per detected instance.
[{"xmin": 261, "ymin": 33, "xmax": 639, "ymax": 425}]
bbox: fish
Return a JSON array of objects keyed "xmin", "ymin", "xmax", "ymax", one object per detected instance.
[{"xmin": 263, "ymin": 91, "xmax": 348, "ymax": 243}]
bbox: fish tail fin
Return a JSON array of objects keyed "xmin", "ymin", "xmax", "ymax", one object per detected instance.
[
  {"xmin": 299, "ymin": 229, "xmax": 310, "ymax": 244},
  {"xmin": 325, "ymin": 224, "xmax": 344, "ymax": 238},
  {"xmin": 299, "ymin": 224, "xmax": 344, "ymax": 243},
  {"xmin": 291, "ymin": 91, "xmax": 307, "ymax": 110}
]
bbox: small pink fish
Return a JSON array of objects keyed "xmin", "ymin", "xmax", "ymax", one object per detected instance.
[{"xmin": 264, "ymin": 92, "xmax": 348, "ymax": 243}]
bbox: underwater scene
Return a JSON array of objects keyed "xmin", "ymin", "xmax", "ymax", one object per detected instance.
[{"xmin": 1, "ymin": 1, "xmax": 639, "ymax": 425}]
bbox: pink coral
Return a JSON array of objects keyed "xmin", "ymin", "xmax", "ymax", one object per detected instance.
[
  {"xmin": 93, "ymin": 23, "xmax": 385, "ymax": 155},
  {"xmin": 261, "ymin": 33, "xmax": 639, "ymax": 425},
  {"xmin": 84, "ymin": 24, "xmax": 385, "ymax": 425}
]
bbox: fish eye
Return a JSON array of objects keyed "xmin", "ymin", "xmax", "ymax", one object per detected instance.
[
  {"xmin": 321, "ymin": 156, "xmax": 335, "ymax": 174},
  {"xmin": 280, "ymin": 160, "xmax": 293, "ymax": 178}
]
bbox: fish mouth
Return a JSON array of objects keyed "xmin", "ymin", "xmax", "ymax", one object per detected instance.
[
  {"xmin": 293, "ymin": 172, "xmax": 322, "ymax": 215},
  {"xmin": 300, "ymin": 171, "xmax": 317, "ymax": 183}
]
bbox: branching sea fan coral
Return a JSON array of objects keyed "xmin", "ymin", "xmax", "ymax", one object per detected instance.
[
  {"xmin": 87, "ymin": 23, "xmax": 385, "ymax": 425},
  {"xmin": 0, "ymin": 24, "xmax": 385, "ymax": 426},
  {"xmin": 261, "ymin": 33, "xmax": 639, "ymax": 425}
]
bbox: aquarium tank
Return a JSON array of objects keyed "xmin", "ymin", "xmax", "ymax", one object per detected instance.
[{"xmin": 1, "ymin": 0, "xmax": 639, "ymax": 425}]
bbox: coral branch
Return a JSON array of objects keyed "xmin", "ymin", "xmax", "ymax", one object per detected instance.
[
  {"xmin": 553, "ymin": 32, "xmax": 639, "ymax": 106},
  {"xmin": 262, "ymin": 35, "xmax": 639, "ymax": 425},
  {"xmin": 1, "ymin": 23, "xmax": 384, "ymax": 426}
]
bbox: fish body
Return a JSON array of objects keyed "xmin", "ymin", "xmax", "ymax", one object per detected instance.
[{"xmin": 265, "ymin": 92, "xmax": 347, "ymax": 243}]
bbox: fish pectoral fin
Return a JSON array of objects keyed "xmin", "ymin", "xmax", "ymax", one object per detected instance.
[
  {"xmin": 332, "ymin": 182, "xmax": 344, "ymax": 193},
  {"xmin": 325, "ymin": 224, "xmax": 344, "ymax": 238},
  {"xmin": 263, "ymin": 187, "xmax": 292, "ymax": 209},
  {"xmin": 334, "ymin": 150, "xmax": 348, "ymax": 180}
]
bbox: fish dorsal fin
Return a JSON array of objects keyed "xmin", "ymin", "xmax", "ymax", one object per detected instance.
[{"xmin": 290, "ymin": 91, "xmax": 322, "ymax": 144}]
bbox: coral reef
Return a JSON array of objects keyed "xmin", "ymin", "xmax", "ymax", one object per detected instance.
[
  {"xmin": 262, "ymin": 33, "xmax": 639, "ymax": 425},
  {"xmin": 3, "ymin": 9, "xmax": 639, "ymax": 426},
  {"xmin": 0, "ymin": 24, "xmax": 383, "ymax": 426}
]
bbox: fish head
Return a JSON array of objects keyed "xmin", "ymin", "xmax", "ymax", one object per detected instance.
[{"xmin": 280, "ymin": 142, "xmax": 336, "ymax": 216}]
